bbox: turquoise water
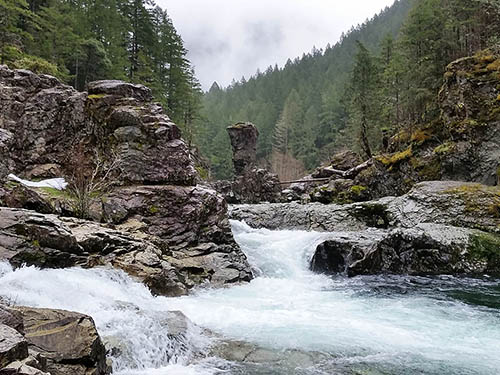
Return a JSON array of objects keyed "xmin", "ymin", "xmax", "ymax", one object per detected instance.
[{"xmin": 1, "ymin": 220, "xmax": 499, "ymax": 374}]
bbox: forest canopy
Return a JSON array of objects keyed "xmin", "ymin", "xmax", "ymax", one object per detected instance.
[
  {"xmin": 0, "ymin": 0, "xmax": 201, "ymax": 133},
  {"xmin": 197, "ymin": 0, "xmax": 500, "ymax": 180}
]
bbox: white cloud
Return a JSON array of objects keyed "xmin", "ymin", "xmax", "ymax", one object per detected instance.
[{"xmin": 158, "ymin": 0, "xmax": 396, "ymax": 89}]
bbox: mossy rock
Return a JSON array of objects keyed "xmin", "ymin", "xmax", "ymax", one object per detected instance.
[
  {"xmin": 87, "ymin": 93, "xmax": 107, "ymax": 100},
  {"xmin": 468, "ymin": 232, "xmax": 500, "ymax": 271},
  {"xmin": 433, "ymin": 142, "xmax": 456, "ymax": 154},
  {"xmin": 375, "ymin": 147, "xmax": 412, "ymax": 170}
]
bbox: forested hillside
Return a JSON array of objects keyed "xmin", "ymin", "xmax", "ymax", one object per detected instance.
[
  {"xmin": 198, "ymin": 0, "xmax": 500, "ymax": 180},
  {"xmin": 0, "ymin": 0, "xmax": 201, "ymax": 129}
]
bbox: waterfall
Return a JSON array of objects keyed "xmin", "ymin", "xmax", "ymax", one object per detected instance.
[{"xmin": 1, "ymin": 221, "xmax": 499, "ymax": 374}]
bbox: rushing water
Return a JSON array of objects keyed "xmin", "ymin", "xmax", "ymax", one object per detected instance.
[{"xmin": 1, "ymin": 220, "xmax": 500, "ymax": 374}]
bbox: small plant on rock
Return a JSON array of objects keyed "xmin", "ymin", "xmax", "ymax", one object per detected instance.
[{"xmin": 67, "ymin": 146, "xmax": 121, "ymax": 219}]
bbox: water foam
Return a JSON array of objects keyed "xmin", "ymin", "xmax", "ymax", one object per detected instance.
[{"xmin": 1, "ymin": 220, "xmax": 499, "ymax": 374}]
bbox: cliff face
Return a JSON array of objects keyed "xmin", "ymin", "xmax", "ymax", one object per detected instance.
[{"xmin": 0, "ymin": 66, "xmax": 252, "ymax": 296}]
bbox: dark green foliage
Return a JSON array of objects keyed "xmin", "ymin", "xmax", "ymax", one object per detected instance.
[
  {"xmin": 0, "ymin": 0, "xmax": 201, "ymax": 128},
  {"xmin": 199, "ymin": 0, "xmax": 415, "ymax": 179},
  {"xmin": 199, "ymin": 0, "xmax": 500, "ymax": 180}
]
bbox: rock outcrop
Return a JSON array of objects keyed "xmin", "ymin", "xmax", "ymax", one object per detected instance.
[
  {"xmin": 86, "ymin": 80, "xmax": 197, "ymax": 186},
  {"xmin": 292, "ymin": 48, "xmax": 500, "ymax": 204},
  {"xmin": 0, "ymin": 305, "xmax": 109, "ymax": 375},
  {"xmin": 230, "ymin": 181, "xmax": 500, "ymax": 276},
  {"xmin": 210, "ymin": 122, "xmax": 281, "ymax": 204},
  {"xmin": 227, "ymin": 122, "xmax": 259, "ymax": 175},
  {"xmin": 0, "ymin": 204, "xmax": 251, "ymax": 296},
  {"xmin": 0, "ymin": 65, "xmax": 252, "ymax": 296}
]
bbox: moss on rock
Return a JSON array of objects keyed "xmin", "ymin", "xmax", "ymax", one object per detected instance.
[{"xmin": 468, "ymin": 232, "xmax": 500, "ymax": 269}]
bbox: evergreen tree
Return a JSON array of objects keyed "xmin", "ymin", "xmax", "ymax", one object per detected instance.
[{"xmin": 348, "ymin": 41, "xmax": 380, "ymax": 158}]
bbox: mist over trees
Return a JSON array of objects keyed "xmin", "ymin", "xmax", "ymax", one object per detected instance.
[
  {"xmin": 197, "ymin": 0, "xmax": 500, "ymax": 180},
  {"xmin": 2, "ymin": 0, "xmax": 499, "ymax": 181},
  {"xmin": 0, "ymin": 0, "xmax": 201, "ymax": 131}
]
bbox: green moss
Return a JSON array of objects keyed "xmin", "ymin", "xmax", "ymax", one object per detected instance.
[
  {"xmin": 350, "ymin": 185, "xmax": 367, "ymax": 195},
  {"xmin": 88, "ymin": 93, "xmax": 107, "ymax": 100},
  {"xmin": 39, "ymin": 187, "xmax": 72, "ymax": 199},
  {"xmin": 434, "ymin": 142, "xmax": 456, "ymax": 154},
  {"xmin": 32, "ymin": 240, "xmax": 40, "ymax": 248},
  {"xmin": 149, "ymin": 205, "xmax": 159, "ymax": 214},
  {"xmin": 468, "ymin": 232, "xmax": 500, "ymax": 265},
  {"xmin": 417, "ymin": 160, "xmax": 441, "ymax": 180},
  {"xmin": 195, "ymin": 166, "xmax": 209, "ymax": 180},
  {"xmin": 4, "ymin": 181, "xmax": 19, "ymax": 189},
  {"xmin": 488, "ymin": 201, "xmax": 500, "ymax": 218},
  {"xmin": 410, "ymin": 129, "xmax": 431, "ymax": 144},
  {"xmin": 445, "ymin": 184, "xmax": 500, "ymax": 196},
  {"xmin": 376, "ymin": 147, "xmax": 412, "ymax": 168},
  {"xmin": 487, "ymin": 59, "xmax": 500, "ymax": 72}
]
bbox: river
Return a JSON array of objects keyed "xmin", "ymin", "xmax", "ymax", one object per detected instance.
[{"xmin": 1, "ymin": 220, "xmax": 499, "ymax": 374}]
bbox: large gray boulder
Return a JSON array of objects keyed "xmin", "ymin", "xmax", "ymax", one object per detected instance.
[{"xmin": 12, "ymin": 307, "xmax": 109, "ymax": 375}]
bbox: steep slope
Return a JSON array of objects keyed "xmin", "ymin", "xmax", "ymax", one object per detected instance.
[{"xmin": 198, "ymin": 0, "xmax": 415, "ymax": 179}]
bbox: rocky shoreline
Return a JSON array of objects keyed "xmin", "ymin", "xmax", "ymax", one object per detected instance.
[
  {"xmin": 230, "ymin": 181, "xmax": 500, "ymax": 277},
  {"xmin": 1, "ymin": 49, "xmax": 500, "ymax": 373}
]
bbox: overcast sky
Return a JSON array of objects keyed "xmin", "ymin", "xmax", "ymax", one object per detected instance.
[{"xmin": 158, "ymin": 0, "xmax": 396, "ymax": 90}]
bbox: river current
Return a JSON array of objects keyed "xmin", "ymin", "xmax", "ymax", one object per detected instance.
[{"xmin": 0, "ymin": 220, "xmax": 499, "ymax": 374}]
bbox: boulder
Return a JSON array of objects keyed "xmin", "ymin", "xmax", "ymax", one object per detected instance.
[
  {"xmin": 16, "ymin": 307, "xmax": 109, "ymax": 375},
  {"xmin": 230, "ymin": 181, "xmax": 500, "ymax": 233},
  {"xmin": 0, "ymin": 305, "xmax": 24, "ymax": 333},
  {"xmin": 311, "ymin": 224, "xmax": 497, "ymax": 277},
  {"xmin": 0, "ymin": 207, "xmax": 86, "ymax": 268},
  {"xmin": 0, "ymin": 324, "xmax": 28, "ymax": 368},
  {"xmin": 101, "ymin": 185, "xmax": 253, "ymax": 289},
  {"xmin": 87, "ymin": 80, "xmax": 152, "ymax": 101},
  {"xmin": 1, "ymin": 362, "xmax": 50, "ymax": 375},
  {"xmin": 86, "ymin": 86, "xmax": 197, "ymax": 186}
]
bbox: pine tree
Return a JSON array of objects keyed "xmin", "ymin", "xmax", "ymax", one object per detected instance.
[{"xmin": 348, "ymin": 41, "xmax": 380, "ymax": 158}]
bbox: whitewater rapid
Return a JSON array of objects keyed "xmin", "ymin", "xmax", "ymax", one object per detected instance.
[{"xmin": 1, "ymin": 220, "xmax": 499, "ymax": 374}]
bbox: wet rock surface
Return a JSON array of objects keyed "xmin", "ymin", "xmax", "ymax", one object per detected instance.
[
  {"xmin": 231, "ymin": 181, "xmax": 500, "ymax": 276},
  {"xmin": 0, "ymin": 205, "xmax": 251, "ymax": 296},
  {"xmin": 0, "ymin": 305, "xmax": 109, "ymax": 375},
  {"xmin": 0, "ymin": 65, "xmax": 252, "ymax": 295}
]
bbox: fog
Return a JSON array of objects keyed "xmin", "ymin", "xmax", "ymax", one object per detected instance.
[{"xmin": 159, "ymin": 0, "xmax": 396, "ymax": 90}]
